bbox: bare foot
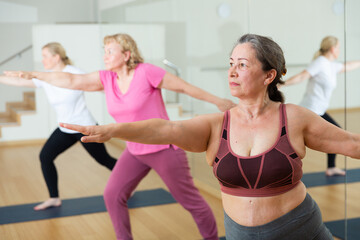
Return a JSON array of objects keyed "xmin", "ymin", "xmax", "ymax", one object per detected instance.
[
  {"xmin": 34, "ymin": 198, "xmax": 61, "ymax": 211},
  {"xmin": 326, "ymin": 167, "xmax": 346, "ymax": 177}
]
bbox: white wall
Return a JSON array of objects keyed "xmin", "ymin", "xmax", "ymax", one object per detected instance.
[{"xmin": 0, "ymin": 0, "xmax": 96, "ymax": 67}]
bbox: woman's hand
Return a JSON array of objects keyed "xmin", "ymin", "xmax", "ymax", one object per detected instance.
[
  {"xmin": 4, "ymin": 71, "xmax": 34, "ymax": 80},
  {"xmin": 59, "ymin": 123, "xmax": 114, "ymax": 143}
]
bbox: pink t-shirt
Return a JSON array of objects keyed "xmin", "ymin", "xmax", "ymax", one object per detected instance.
[{"xmin": 100, "ymin": 63, "xmax": 174, "ymax": 155}]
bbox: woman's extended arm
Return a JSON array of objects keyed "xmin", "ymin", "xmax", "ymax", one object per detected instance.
[
  {"xmin": 60, "ymin": 113, "xmax": 222, "ymax": 153},
  {"xmin": 341, "ymin": 60, "xmax": 360, "ymax": 72},
  {"xmin": 4, "ymin": 71, "xmax": 103, "ymax": 91},
  {"xmin": 158, "ymin": 72, "xmax": 236, "ymax": 112},
  {"xmin": 0, "ymin": 75, "xmax": 35, "ymax": 88},
  {"xmin": 283, "ymin": 70, "xmax": 311, "ymax": 86},
  {"xmin": 294, "ymin": 105, "xmax": 360, "ymax": 159}
]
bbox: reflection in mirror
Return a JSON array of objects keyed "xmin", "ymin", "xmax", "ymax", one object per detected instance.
[{"xmin": 345, "ymin": 0, "xmax": 360, "ymax": 239}]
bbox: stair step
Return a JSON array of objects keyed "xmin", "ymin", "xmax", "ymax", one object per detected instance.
[
  {"xmin": 0, "ymin": 91, "xmax": 36, "ymax": 137},
  {"xmin": 7, "ymin": 100, "xmax": 36, "ymax": 114},
  {"xmin": 9, "ymin": 105, "xmax": 36, "ymax": 114},
  {"xmin": 23, "ymin": 91, "xmax": 36, "ymax": 110},
  {"xmin": 0, "ymin": 114, "xmax": 19, "ymax": 126}
]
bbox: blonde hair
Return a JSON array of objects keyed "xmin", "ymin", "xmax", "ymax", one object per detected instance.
[
  {"xmin": 103, "ymin": 33, "xmax": 144, "ymax": 71},
  {"xmin": 313, "ymin": 36, "xmax": 338, "ymax": 60},
  {"xmin": 42, "ymin": 42, "xmax": 73, "ymax": 65}
]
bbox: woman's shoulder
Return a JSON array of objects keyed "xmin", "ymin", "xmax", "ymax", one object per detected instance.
[
  {"xmin": 137, "ymin": 62, "xmax": 164, "ymax": 72},
  {"xmin": 284, "ymin": 103, "xmax": 307, "ymax": 113},
  {"xmin": 312, "ymin": 56, "xmax": 331, "ymax": 66},
  {"xmin": 99, "ymin": 69, "xmax": 117, "ymax": 79},
  {"xmin": 188, "ymin": 113, "xmax": 225, "ymax": 141},
  {"xmin": 284, "ymin": 103, "xmax": 318, "ymax": 122}
]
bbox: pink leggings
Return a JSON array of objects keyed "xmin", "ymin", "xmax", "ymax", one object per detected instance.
[{"xmin": 104, "ymin": 146, "xmax": 218, "ymax": 240}]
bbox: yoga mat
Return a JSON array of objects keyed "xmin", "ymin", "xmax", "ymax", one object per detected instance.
[
  {"xmin": 302, "ymin": 168, "xmax": 360, "ymax": 188},
  {"xmin": 0, "ymin": 188, "xmax": 176, "ymax": 225},
  {"xmin": 325, "ymin": 218, "xmax": 360, "ymax": 240}
]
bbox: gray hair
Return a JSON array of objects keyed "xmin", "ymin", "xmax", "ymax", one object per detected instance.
[{"xmin": 233, "ymin": 34, "xmax": 286, "ymax": 103}]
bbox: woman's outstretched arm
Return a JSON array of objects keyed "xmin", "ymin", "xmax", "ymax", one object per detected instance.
[
  {"xmin": 60, "ymin": 113, "xmax": 223, "ymax": 153},
  {"xmin": 0, "ymin": 75, "xmax": 35, "ymax": 88},
  {"xmin": 290, "ymin": 104, "xmax": 360, "ymax": 159},
  {"xmin": 342, "ymin": 60, "xmax": 360, "ymax": 72},
  {"xmin": 4, "ymin": 70, "xmax": 103, "ymax": 91},
  {"xmin": 158, "ymin": 72, "xmax": 236, "ymax": 112},
  {"xmin": 283, "ymin": 70, "xmax": 311, "ymax": 86}
]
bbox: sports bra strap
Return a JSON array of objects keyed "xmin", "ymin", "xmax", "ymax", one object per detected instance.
[{"xmin": 223, "ymin": 110, "xmax": 229, "ymax": 130}]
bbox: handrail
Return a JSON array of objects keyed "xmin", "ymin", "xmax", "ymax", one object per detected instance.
[
  {"xmin": 163, "ymin": 59, "xmax": 181, "ymax": 77},
  {"xmin": 0, "ymin": 45, "xmax": 33, "ymax": 67}
]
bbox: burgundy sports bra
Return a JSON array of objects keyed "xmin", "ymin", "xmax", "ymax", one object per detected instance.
[{"xmin": 213, "ymin": 104, "xmax": 303, "ymax": 197}]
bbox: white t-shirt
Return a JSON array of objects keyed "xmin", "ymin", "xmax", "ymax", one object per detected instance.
[
  {"xmin": 32, "ymin": 65, "xmax": 96, "ymax": 134},
  {"xmin": 300, "ymin": 56, "xmax": 344, "ymax": 115}
]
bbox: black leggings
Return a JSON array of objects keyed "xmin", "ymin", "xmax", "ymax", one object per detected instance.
[
  {"xmin": 39, "ymin": 128, "xmax": 117, "ymax": 198},
  {"xmin": 320, "ymin": 112, "xmax": 341, "ymax": 168}
]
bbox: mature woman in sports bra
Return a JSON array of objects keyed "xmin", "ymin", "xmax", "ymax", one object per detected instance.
[{"xmin": 56, "ymin": 34, "xmax": 360, "ymax": 239}]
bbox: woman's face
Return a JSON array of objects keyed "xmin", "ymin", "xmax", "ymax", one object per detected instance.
[
  {"xmin": 228, "ymin": 43, "xmax": 268, "ymax": 98},
  {"xmin": 41, "ymin": 48, "xmax": 59, "ymax": 70},
  {"xmin": 103, "ymin": 41, "xmax": 129, "ymax": 71}
]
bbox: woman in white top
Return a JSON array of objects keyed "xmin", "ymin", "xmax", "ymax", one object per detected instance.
[
  {"xmin": 284, "ymin": 36, "xmax": 360, "ymax": 176},
  {"xmin": 0, "ymin": 42, "xmax": 117, "ymax": 210}
]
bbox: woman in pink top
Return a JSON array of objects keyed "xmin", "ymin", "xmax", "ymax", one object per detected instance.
[
  {"xmin": 6, "ymin": 33, "xmax": 235, "ymax": 240},
  {"xmin": 56, "ymin": 34, "xmax": 360, "ymax": 239}
]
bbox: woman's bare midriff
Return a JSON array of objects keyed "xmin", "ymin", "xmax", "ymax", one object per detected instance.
[{"xmin": 222, "ymin": 181, "xmax": 307, "ymax": 226}]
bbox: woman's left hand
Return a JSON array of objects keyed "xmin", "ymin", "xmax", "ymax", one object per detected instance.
[
  {"xmin": 59, "ymin": 123, "xmax": 113, "ymax": 143},
  {"xmin": 4, "ymin": 71, "xmax": 34, "ymax": 80}
]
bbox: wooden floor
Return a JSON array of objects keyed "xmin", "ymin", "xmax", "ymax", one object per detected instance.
[{"xmin": 1, "ymin": 110, "xmax": 360, "ymax": 239}]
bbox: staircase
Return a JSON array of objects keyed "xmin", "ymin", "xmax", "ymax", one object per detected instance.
[{"xmin": 0, "ymin": 91, "xmax": 36, "ymax": 137}]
